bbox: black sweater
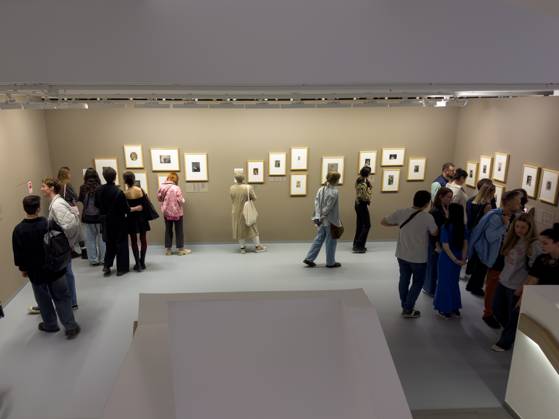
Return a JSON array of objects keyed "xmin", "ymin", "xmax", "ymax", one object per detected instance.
[{"xmin": 12, "ymin": 217, "xmax": 66, "ymax": 284}]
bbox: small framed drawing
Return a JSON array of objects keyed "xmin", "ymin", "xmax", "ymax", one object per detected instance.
[
  {"xmin": 381, "ymin": 148, "xmax": 406, "ymax": 167},
  {"xmin": 129, "ymin": 171, "xmax": 148, "ymax": 194},
  {"xmin": 184, "ymin": 153, "xmax": 208, "ymax": 182},
  {"xmin": 94, "ymin": 158, "xmax": 119, "ymax": 185},
  {"xmin": 494, "ymin": 183, "xmax": 506, "ymax": 208},
  {"xmin": 539, "ymin": 168, "xmax": 559, "ymax": 205},
  {"xmin": 521, "ymin": 164, "xmax": 540, "ymax": 199},
  {"xmin": 123, "ymin": 144, "xmax": 144, "ymax": 169},
  {"xmin": 407, "ymin": 157, "xmax": 426, "ymax": 181},
  {"xmin": 290, "ymin": 147, "xmax": 308, "ymax": 171},
  {"xmin": 269, "ymin": 152, "xmax": 287, "ymax": 176},
  {"xmin": 247, "ymin": 161, "xmax": 265, "ymax": 184},
  {"xmin": 358, "ymin": 151, "xmax": 377, "ymax": 174},
  {"xmin": 492, "ymin": 152, "xmax": 510, "ymax": 183},
  {"xmin": 290, "ymin": 174, "xmax": 307, "ymax": 196},
  {"xmin": 382, "ymin": 169, "xmax": 400, "ymax": 192},
  {"xmin": 151, "ymin": 148, "xmax": 180, "ymax": 172},
  {"xmin": 157, "ymin": 174, "xmax": 170, "ymax": 189},
  {"xmin": 479, "ymin": 155, "xmax": 493, "ymax": 180},
  {"xmin": 321, "ymin": 156, "xmax": 345, "ymax": 185},
  {"xmin": 466, "ymin": 161, "xmax": 478, "ymax": 188}
]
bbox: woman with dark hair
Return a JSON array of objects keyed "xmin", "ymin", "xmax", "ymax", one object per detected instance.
[
  {"xmin": 78, "ymin": 168, "xmax": 105, "ymax": 266},
  {"xmin": 352, "ymin": 166, "xmax": 373, "ymax": 253},
  {"xmin": 423, "ymin": 187, "xmax": 453, "ymax": 297},
  {"xmin": 123, "ymin": 171, "xmax": 151, "ymax": 271},
  {"xmin": 434, "ymin": 203, "xmax": 468, "ymax": 318}
]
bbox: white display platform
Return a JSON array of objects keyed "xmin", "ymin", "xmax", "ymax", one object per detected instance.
[
  {"xmin": 102, "ymin": 289, "xmax": 412, "ymax": 419},
  {"xmin": 505, "ymin": 286, "xmax": 559, "ymax": 419}
]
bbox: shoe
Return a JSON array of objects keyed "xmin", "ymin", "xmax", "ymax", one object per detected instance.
[
  {"xmin": 116, "ymin": 270, "xmax": 128, "ymax": 277},
  {"xmin": 491, "ymin": 344, "xmax": 506, "ymax": 352},
  {"xmin": 65, "ymin": 325, "xmax": 81, "ymax": 340},
  {"xmin": 303, "ymin": 259, "xmax": 316, "ymax": 267},
  {"xmin": 402, "ymin": 309, "xmax": 421, "ymax": 319},
  {"xmin": 437, "ymin": 311, "xmax": 451, "ymax": 319},
  {"xmin": 165, "ymin": 248, "xmax": 173, "ymax": 256},
  {"xmin": 483, "ymin": 315, "xmax": 501, "ymax": 329},
  {"xmin": 28, "ymin": 305, "xmax": 40, "ymax": 315},
  {"xmin": 72, "ymin": 304, "xmax": 79, "ymax": 311},
  {"xmin": 71, "ymin": 251, "xmax": 80, "ymax": 259},
  {"xmin": 240, "ymin": 247, "xmax": 247, "ymax": 254},
  {"xmin": 103, "ymin": 268, "xmax": 111, "ymax": 277},
  {"xmin": 38, "ymin": 322, "xmax": 60, "ymax": 333},
  {"xmin": 255, "ymin": 245, "xmax": 267, "ymax": 253},
  {"xmin": 421, "ymin": 289, "xmax": 434, "ymax": 297},
  {"xmin": 90, "ymin": 262, "xmax": 101, "ymax": 266},
  {"xmin": 133, "ymin": 264, "xmax": 142, "ymax": 272},
  {"xmin": 81, "ymin": 248, "xmax": 88, "ymax": 260},
  {"xmin": 452, "ymin": 310, "xmax": 462, "ymax": 318},
  {"xmin": 326, "ymin": 262, "xmax": 342, "ymax": 268},
  {"xmin": 352, "ymin": 248, "xmax": 366, "ymax": 254},
  {"xmin": 176, "ymin": 248, "xmax": 192, "ymax": 256},
  {"xmin": 467, "ymin": 287, "xmax": 485, "ymax": 297}
]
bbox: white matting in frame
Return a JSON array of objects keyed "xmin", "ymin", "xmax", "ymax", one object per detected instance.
[
  {"xmin": 129, "ymin": 171, "xmax": 148, "ymax": 194},
  {"xmin": 247, "ymin": 161, "xmax": 265, "ymax": 184},
  {"xmin": 494, "ymin": 183, "xmax": 506, "ymax": 208},
  {"xmin": 407, "ymin": 157, "xmax": 426, "ymax": 181},
  {"xmin": 466, "ymin": 161, "xmax": 478, "ymax": 188},
  {"xmin": 184, "ymin": 153, "xmax": 208, "ymax": 182},
  {"xmin": 151, "ymin": 148, "xmax": 180, "ymax": 172},
  {"xmin": 521, "ymin": 164, "xmax": 540, "ymax": 199},
  {"xmin": 381, "ymin": 148, "xmax": 406, "ymax": 167},
  {"xmin": 321, "ymin": 156, "xmax": 345, "ymax": 185},
  {"xmin": 157, "ymin": 174, "xmax": 170, "ymax": 189},
  {"xmin": 539, "ymin": 168, "xmax": 559, "ymax": 205},
  {"xmin": 94, "ymin": 158, "xmax": 119, "ymax": 185},
  {"xmin": 358, "ymin": 151, "xmax": 377, "ymax": 174},
  {"xmin": 382, "ymin": 169, "xmax": 400, "ymax": 192},
  {"xmin": 492, "ymin": 152, "xmax": 510, "ymax": 183},
  {"xmin": 124, "ymin": 144, "xmax": 144, "ymax": 169},
  {"xmin": 479, "ymin": 155, "xmax": 492, "ymax": 180},
  {"xmin": 269, "ymin": 152, "xmax": 287, "ymax": 176},
  {"xmin": 290, "ymin": 147, "xmax": 308, "ymax": 171},
  {"xmin": 290, "ymin": 174, "xmax": 307, "ymax": 196}
]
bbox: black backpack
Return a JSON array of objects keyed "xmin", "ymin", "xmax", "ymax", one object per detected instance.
[
  {"xmin": 43, "ymin": 221, "xmax": 71, "ymax": 273},
  {"xmin": 83, "ymin": 192, "xmax": 100, "ymax": 222}
]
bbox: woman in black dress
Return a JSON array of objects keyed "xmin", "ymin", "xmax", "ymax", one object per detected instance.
[{"xmin": 123, "ymin": 172, "xmax": 150, "ymax": 271}]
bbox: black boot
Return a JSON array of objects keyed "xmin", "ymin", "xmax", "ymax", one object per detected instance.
[
  {"xmin": 132, "ymin": 248, "xmax": 141, "ymax": 272},
  {"xmin": 140, "ymin": 249, "xmax": 146, "ymax": 270}
]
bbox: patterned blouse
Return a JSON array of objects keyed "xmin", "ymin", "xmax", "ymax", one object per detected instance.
[{"xmin": 355, "ymin": 178, "xmax": 373, "ymax": 204}]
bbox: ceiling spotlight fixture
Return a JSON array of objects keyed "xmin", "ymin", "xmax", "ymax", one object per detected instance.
[
  {"xmin": 435, "ymin": 100, "xmax": 447, "ymax": 108},
  {"xmin": 97, "ymin": 98, "xmax": 101, "ymax": 101},
  {"xmin": 353, "ymin": 97, "xmax": 358, "ymax": 101},
  {"xmin": 264, "ymin": 98, "xmax": 268, "ymax": 101},
  {"xmin": 194, "ymin": 98, "xmax": 199, "ymax": 102}
]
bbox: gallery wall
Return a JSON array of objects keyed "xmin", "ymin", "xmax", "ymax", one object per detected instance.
[
  {"xmin": 0, "ymin": 111, "xmax": 52, "ymax": 304},
  {"xmin": 45, "ymin": 107, "xmax": 459, "ymax": 244},
  {"xmin": 454, "ymin": 97, "xmax": 559, "ymax": 229}
]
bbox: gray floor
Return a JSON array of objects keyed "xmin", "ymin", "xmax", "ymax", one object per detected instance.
[{"xmin": 0, "ymin": 242, "xmax": 513, "ymax": 419}]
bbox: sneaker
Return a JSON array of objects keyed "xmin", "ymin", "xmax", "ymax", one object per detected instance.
[
  {"xmin": 466, "ymin": 285, "xmax": 485, "ymax": 297},
  {"xmin": 255, "ymin": 245, "xmax": 267, "ymax": 253},
  {"xmin": 483, "ymin": 315, "xmax": 501, "ymax": 329},
  {"xmin": 402, "ymin": 309, "xmax": 421, "ymax": 319},
  {"xmin": 240, "ymin": 247, "xmax": 247, "ymax": 254},
  {"xmin": 28, "ymin": 305, "xmax": 40, "ymax": 315},
  {"xmin": 38, "ymin": 322, "xmax": 60, "ymax": 333},
  {"xmin": 491, "ymin": 344, "xmax": 506, "ymax": 352},
  {"xmin": 326, "ymin": 262, "xmax": 342, "ymax": 268},
  {"xmin": 72, "ymin": 304, "xmax": 79, "ymax": 311},
  {"xmin": 65, "ymin": 325, "xmax": 81, "ymax": 340},
  {"xmin": 165, "ymin": 248, "xmax": 173, "ymax": 256},
  {"xmin": 303, "ymin": 259, "xmax": 316, "ymax": 267},
  {"xmin": 452, "ymin": 310, "xmax": 462, "ymax": 318},
  {"xmin": 437, "ymin": 311, "xmax": 451, "ymax": 319},
  {"xmin": 176, "ymin": 249, "xmax": 192, "ymax": 256}
]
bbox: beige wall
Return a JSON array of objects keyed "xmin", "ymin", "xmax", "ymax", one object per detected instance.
[
  {"xmin": 0, "ymin": 110, "xmax": 52, "ymax": 303},
  {"xmin": 45, "ymin": 107, "xmax": 459, "ymax": 244},
  {"xmin": 454, "ymin": 97, "xmax": 559, "ymax": 229}
]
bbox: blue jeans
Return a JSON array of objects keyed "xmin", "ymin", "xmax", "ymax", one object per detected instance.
[
  {"xmin": 31, "ymin": 275, "xmax": 79, "ymax": 332},
  {"xmin": 305, "ymin": 224, "xmax": 337, "ymax": 266},
  {"xmin": 398, "ymin": 258, "xmax": 427, "ymax": 311},
  {"xmin": 83, "ymin": 223, "xmax": 106, "ymax": 264},
  {"xmin": 65, "ymin": 260, "xmax": 78, "ymax": 307}
]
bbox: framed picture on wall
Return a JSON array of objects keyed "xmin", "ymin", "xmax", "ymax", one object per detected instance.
[
  {"xmin": 479, "ymin": 155, "xmax": 493, "ymax": 180},
  {"xmin": 321, "ymin": 156, "xmax": 345, "ymax": 184},
  {"xmin": 407, "ymin": 157, "xmax": 426, "ymax": 181},
  {"xmin": 382, "ymin": 169, "xmax": 400, "ymax": 192},
  {"xmin": 128, "ymin": 171, "xmax": 148, "ymax": 194},
  {"xmin": 492, "ymin": 152, "xmax": 510, "ymax": 183},
  {"xmin": 381, "ymin": 148, "xmax": 406, "ymax": 167},
  {"xmin": 494, "ymin": 183, "xmax": 506, "ymax": 208},
  {"xmin": 94, "ymin": 158, "xmax": 119, "ymax": 185},
  {"xmin": 290, "ymin": 147, "xmax": 308, "ymax": 171},
  {"xmin": 269, "ymin": 152, "xmax": 287, "ymax": 176},
  {"xmin": 539, "ymin": 168, "xmax": 559, "ymax": 205},
  {"xmin": 157, "ymin": 174, "xmax": 170, "ymax": 188},
  {"xmin": 466, "ymin": 161, "xmax": 478, "ymax": 188},
  {"xmin": 247, "ymin": 161, "xmax": 265, "ymax": 183},
  {"xmin": 521, "ymin": 164, "xmax": 540, "ymax": 199},
  {"xmin": 290, "ymin": 174, "xmax": 307, "ymax": 196},
  {"xmin": 184, "ymin": 153, "xmax": 208, "ymax": 182},
  {"xmin": 358, "ymin": 151, "xmax": 377, "ymax": 174},
  {"xmin": 123, "ymin": 144, "xmax": 144, "ymax": 169},
  {"xmin": 151, "ymin": 148, "xmax": 180, "ymax": 172}
]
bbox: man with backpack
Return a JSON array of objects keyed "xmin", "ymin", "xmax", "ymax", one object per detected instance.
[
  {"xmin": 382, "ymin": 190, "xmax": 438, "ymax": 318},
  {"xmin": 12, "ymin": 195, "xmax": 80, "ymax": 338}
]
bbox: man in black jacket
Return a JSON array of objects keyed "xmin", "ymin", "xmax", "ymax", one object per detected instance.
[{"xmin": 12, "ymin": 195, "xmax": 80, "ymax": 339}]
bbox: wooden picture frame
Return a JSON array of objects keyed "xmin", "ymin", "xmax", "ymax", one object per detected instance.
[
  {"xmin": 494, "ymin": 183, "xmax": 506, "ymax": 208},
  {"xmin": 466, "ymin": 161, "xmax": 478, "ymax": 188},
  {"xmin": 247, "ymin": 161, "xmax": 265, "ymax": 184},
  {"xmin": 123, "ymin": 144, "xmax": 144, "ymax": 169},
  {"xmin": 492, "ymin": 152, "xmax": 510, "ymax": 183},
  {"xmin": 521, "ymin": 164, "xmax": 541, "ymax": 199},
  {"xmin": 539, "ymin": 168, "xmax": 559, "ymax": 205},
  {"xmin": 269, "ymin": 152, "xmax": 287, "ymax": 176},
  {"xmin": 184, "ymin": 153, "xmax": 209, "ymax": 182},
  {"xmin": 290, "ymin": 147, "xmax": 308, "ymax": 171},
  {"xmin": 382, "ymin": 169, "xmax": 400, "ymax": 192},
  {"xmin": 150, "ymin": 148, "xmax": 180, "ymax": 172},
  {"xmin": 407, "ymin": 157, "xmax": 426, "ymax": 181},
  {"xmin": 479, "ymin": 155, "xmax": 493, "ymax": 181},
  {"xmin": 290, "ymin": 174, "xmax": 307, "ymax": 196},
  {"xmin": 321, "ymin": 156, "xmax": 345, "ymax": 185},
  {"xmin": 358, "ymin": 151, "xmax": 377, "ymax": 174},
  {"xmin": 94, "ymin": 158, "xmax": 119, "ymax": 185},
  {"xmin": 381, "ymin": 148, "xmax": 406, "ymax": 167}
]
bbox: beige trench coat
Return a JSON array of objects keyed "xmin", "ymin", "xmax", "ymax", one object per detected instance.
[{"xmin": 230, "ymin": 184, "xmax": 259, "ymax": 240}]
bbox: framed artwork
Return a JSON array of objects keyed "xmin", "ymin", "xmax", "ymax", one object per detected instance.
[
  {"xmin": 539, "ymin": 168, "xmax": 559, "ymax": 205},
  {"xmin": 290, "ymin": 147, "xmax": 308, "ymax": 171},
  {"xmin": 407, "ymin": 157, "xmax": 426, "ymax": 181},
  {"xmin": 184, "ymin": 153, "xmax": 208, "ymax": 182},
  {"xmin": 290, "ymin": 174, "xmax": 307, "ymax": 196},
  {"xmin": 151, "ymin": 148, "xmax": 180, "ymax": 172},
  {"xmin": 123, "ymin": 144, "xmax": 144, "ymax": 169},
  {"xmin": 521, "ymin": 164, "xmax": 541, "ymax": 199},
  {"xmin": 479, "ymin": 155, "xmax": 493, "ymax": 180},
  {"xmin": 269, "ymin": 152, "xmax": 287, "ymax": 176},
  {"xmin": 94, "ymin": 158, "xmax": 119, "ymax": 185},
  {"xmin": 321, "ymin": 156, "xmax": 345, "ymax": 185},
  {"xmin": 129, "ymin": 171, "xmax": 148, "ymax": 194},
  {"xmin": 247, "ymin": 161, "xmax": 265, "ymax": 184},
  {"xmin": 358, "ymin": 151, "xmax": 377, "ymax": 174},
  {"xmin": 466, "ymin": 161, "xmax": 478, "ymax": 188},
  {"xmin": 381, "ymin": 148, "xmax": 406, "ymax": 167},
  {"xmin": 494, "ymin": 183, "xmax": 506, "ymax": 208},
  {"xmin": 157, "ymin": 174, "xmax": 170, "ymax": 189},
  {"xmin": 492, "ymin": 152, "xmax": 510, "ymax": 183},
  {"xmin": 382, "ymin": 169, "xmax": 400, "ymax": 192}
]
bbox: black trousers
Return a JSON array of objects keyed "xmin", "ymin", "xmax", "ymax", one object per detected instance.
[
  {"xmin": 104, "ymin": 236, "xmax": 129, "ymax": 273},
  {"xmin": 466, "ymin": 251, "xmax": 488, "ymax": 291},
  {"xmin": 353, "ymin": 201, "xmax": 371, "ymax": 250},
  {"xmin": 165, "ymin": 217, "xmax": 184, "ymax": 249}
]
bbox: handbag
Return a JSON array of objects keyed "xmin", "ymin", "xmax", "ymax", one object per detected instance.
[
  {"xmin": 141, "ymin": 190, "xmax": 160, "ymax": 221},
  {"xmin": 330, "ymin": 223, "xmax": 344, "ymax": 239},
  {"xmin": 242, "ymin": 185, "xmax": 258, "ymax": 227}
]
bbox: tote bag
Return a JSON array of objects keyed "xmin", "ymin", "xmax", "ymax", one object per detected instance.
[{"xmin": 242, "ymin": 185, "xmax": 258, "ymax": 227}]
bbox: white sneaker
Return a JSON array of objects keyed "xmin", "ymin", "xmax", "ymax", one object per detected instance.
[
  {"xmin": 255, "ymin": 245, "xmax": 267, "ymax": 253},
  {"xmin": 165, "ymin": 248, "xmax": 173, "ymax": 256},
  {"xmin": 177, "ymin": 249, "xmax": 192, "ymax": 256},
  {"xmin": 240, "ymin": 247, "xmax": 247, "ymax": 254}
]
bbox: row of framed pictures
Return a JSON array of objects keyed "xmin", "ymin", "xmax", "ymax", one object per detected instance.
[{"xmin": 465, "ymin": 152, "xmax": 510, "ymax": 188}]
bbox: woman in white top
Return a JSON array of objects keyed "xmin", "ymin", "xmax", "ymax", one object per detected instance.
[{"xmin": 447, "ymin": 169, "xmax": 469, "ymax": 223}]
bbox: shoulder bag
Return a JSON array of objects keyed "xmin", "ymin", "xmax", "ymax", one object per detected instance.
[
  {"xmin": 141, "ymin": 189, "xmax": 160, "ymax": 221},
  {"xmin": 243, "ymin": 185, "xmax": 258, "ymax": 227}
]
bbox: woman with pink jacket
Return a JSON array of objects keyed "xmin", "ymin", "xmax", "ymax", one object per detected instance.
[{"xmin": 157, "ymin": 173, "xmax": 191, "ymax": 256}]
